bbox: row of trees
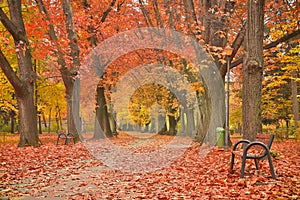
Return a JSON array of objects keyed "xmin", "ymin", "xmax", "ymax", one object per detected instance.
[{"xmin": 0, "ymin": 0, "xmax": 299, "ymax": 147}]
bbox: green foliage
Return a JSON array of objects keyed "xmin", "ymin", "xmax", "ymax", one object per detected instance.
[{"xmin": 270, "ymin": 149, "xmax": 281, "ymax": 159}]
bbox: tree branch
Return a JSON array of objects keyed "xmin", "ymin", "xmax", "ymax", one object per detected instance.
[
  {"xmin": 229, "ymin": 22, "xmax": 246, "ymax": 62},
  {"xmin": 230, "ymin": 29, "xmax": 300, "ymax": 68},
  {"xmin": 264, "ymin": 29, "xmax": 300, "ymax": 49},
  {"xmin": 101, "ymin": 0, "xmax": 117, "ymax": 23},
  {"xmin": 0, "ymin": 48, "xmax": 26, "ymax": 95},
  {"xmin": 230, "ymin": 57, "xmax": 243, "ymax": 69},
  {"xmin": 0, "ymin": 8, "xmax": 26, "ymax": 42},
  {"xmin": 35, "ymin": 0, "xmax": 67, "ymax": 69}
]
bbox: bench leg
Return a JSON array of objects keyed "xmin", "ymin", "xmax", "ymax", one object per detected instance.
[
  {"xmin": 267, "ymin": 152, "xmax": 276, "ymax": 179},
  {"xmin": 240, "ymin": 156, "xmax": 247, "ymax": 178},
  {"xmin": 230, "ymin": 153, "xmax": 235, "ymax": 173},
  {"xmin": 254, "ymin": 159, "xmax": 259, "ymax": 170}
]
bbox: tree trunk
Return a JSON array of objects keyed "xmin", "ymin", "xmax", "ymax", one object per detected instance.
[
  {"xmin": 48, "ymin": 107, "xmax": 52, "ymax": 134},
  {"xmin": 62, "ymin": 0, "xmax": 81, "ymax": 141},
  {"xmin": 38, "ymin": 112, "xmax": 42, "ymax": 134},
  {"xmin": 55, "ymin": 105, "xmax": 62, "ymax": 130},
  {"xmin": 94, "ymin": 85, "xmax": 112, "ymax": 139},
  {"xmin": 109, "ymin": 111, "xmax": 117, "ymax": 134},
  {"xmin": 63, "ymin": 78, "xmax": 81, "ymax": 141},
  {"xmin": 168, "ymin": 114, "xmax": 177, "ymax": 136},
  {"xmin": 10, "ymin": 110, "xmax": 15, "ymax": 134},
  {"xmin": 285, "ymin": 119, "xmax": 289, "ymax": 138},
  {"xmin": 242, "ymin": 0, "xmax": 265, "ymax": 141},
  {"xmin": 17, "ymin": 91, "xmax": 39, "ymax": 147},
  {"xmin": 291, "ymin": 71, "xmax": 299, "ymax": 129},
  {"xmin": 158, "ymin": 122, "xmax": 167, "ymax": 135}
]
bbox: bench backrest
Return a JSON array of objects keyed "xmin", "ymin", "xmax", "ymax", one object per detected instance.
[
  {"xmin": 266, "ymin": 134, "xmax": 275, "ymax": 149},
  {"xmin": 256, "ymin": 134, "xmax": 274, "ymax": 148},
  {"xmin": 256, "ymin": 134, "xmax": 275, "ymax": 158}
]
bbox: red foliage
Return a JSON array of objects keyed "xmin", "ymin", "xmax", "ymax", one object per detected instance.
[{"xmin": 0, "ymin": 135, "xmax": 299, "ymax": 199}]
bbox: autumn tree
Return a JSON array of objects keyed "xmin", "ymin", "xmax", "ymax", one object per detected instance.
[
  {"xmin": 71, "ymin": 0, "xmax": 127, "ymax": 139},
  {"xmin": 0, "ymin": 0, "xmax": 39, "ymax": 146},
  {"xmin": 35, "ymin": 0, "xmax": 81, "ymax": 141},
  {"xmin": 262, "ymin": 43, "xmax": 300, "ymax": 137}
]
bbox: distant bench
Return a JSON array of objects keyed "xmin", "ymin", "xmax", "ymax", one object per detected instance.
[
  {"xmin": 230, "ymin": 134, "xmax": 276, "ymax": 179},
  {"xmin": 56, "ymin": 130, "xmax": 75, "ymax": 145}
]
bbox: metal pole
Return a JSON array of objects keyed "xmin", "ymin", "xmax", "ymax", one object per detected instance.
[{"xmin": 225, "ymin": 56, "xmax": 230, "ymax": 151}]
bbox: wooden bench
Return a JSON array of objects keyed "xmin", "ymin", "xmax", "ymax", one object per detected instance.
[
  {"xmin": 230, "ymin": 134, "xmax": 276, "ymax": 179},
  {"xmin": 56, "ymin": 130, "xmax": 75, "ymax": 145}
]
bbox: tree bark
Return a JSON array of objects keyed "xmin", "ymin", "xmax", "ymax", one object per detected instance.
[{"xmin": 242, "ymin": 0, "xmax": 265, "ymax": 141}]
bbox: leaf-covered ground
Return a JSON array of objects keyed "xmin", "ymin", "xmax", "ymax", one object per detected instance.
[{"xmin": 0, "ymin": 133, "xmax": 299, "ymax": 199}]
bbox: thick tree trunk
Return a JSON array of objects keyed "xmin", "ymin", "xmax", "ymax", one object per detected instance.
[
  {"xmin": 16, "ymin": 42, "xmax": 39, "ymax": 147},
  {"xmin": 17, "ymin": 93, "xmax": 39, "ymax": 147},
  {"xmin": 61, "ymin": 68, "xmax": 80, "ymax": 141},
  {"xmin": 242, "ymin": 0, "xmax": 265, "ymax": 142},
  {"xmin": 94, "ymin": 85, "xmax": 112, "ymax": 139},
  {"xmin": 168, "ymin": 115, "xmax": 177, "ymax": 136},
  {"xmin": 62, "ymin": 0, "xmax": 81, "ymax": 141}
]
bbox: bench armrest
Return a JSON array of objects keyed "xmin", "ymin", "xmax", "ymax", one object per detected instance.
[
  {"xmin": 67, "ymin": 132, "xmax": 75, "ymax": 137},
  {"xmin": 243, "ymin": 141, "xmax": 270, "ymax": 159},
  {"xmin": 232, "ymin": 139, "xmax": 250, "ymax": 151}
]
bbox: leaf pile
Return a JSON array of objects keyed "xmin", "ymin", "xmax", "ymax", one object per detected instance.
[{"xmin": 0, "ymin": 134, "xmax": 299, "ymax": 199}]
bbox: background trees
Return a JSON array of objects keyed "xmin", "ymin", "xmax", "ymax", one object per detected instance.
[{"xmin": 0, "ymin": 0, "xmax": 299, "ymax": 146}]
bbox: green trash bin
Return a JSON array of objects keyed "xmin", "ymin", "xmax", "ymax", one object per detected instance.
[{"xmin": 216, "ymin": 127, "xmax": 225, "ymax": 148}]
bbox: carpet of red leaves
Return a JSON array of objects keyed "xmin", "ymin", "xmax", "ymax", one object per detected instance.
[{"xmin": 0, "ymin": 133, "xmax": 299, "ymax": 199}]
